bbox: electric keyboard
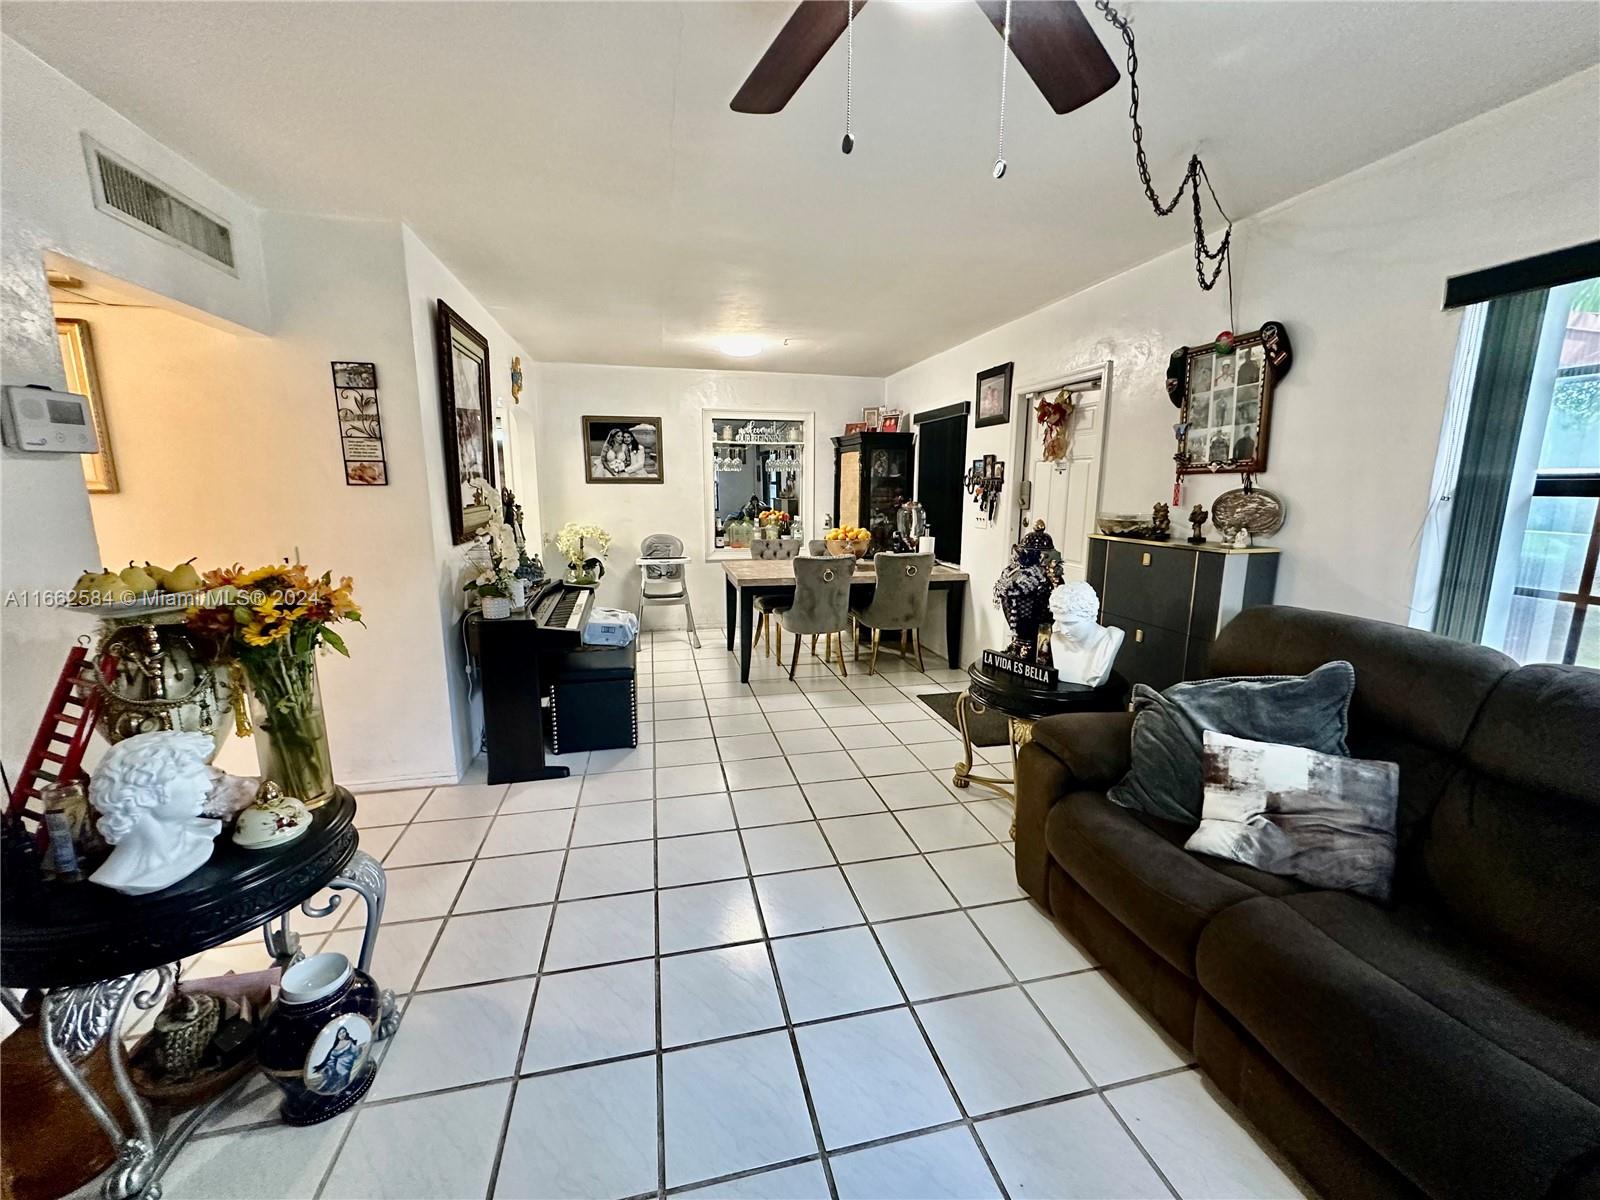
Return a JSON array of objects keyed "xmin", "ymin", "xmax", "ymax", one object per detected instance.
[
  {"xmin": 529, "ymin": 580, "xmax": 592, "ymax": 639},
  {"xmin": 465, "ymin": 581, "xmax": 599, "ymax": 783}
]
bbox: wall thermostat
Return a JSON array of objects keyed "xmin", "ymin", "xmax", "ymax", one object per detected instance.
[{"xmin": 2, "ymin": 385, "xmax": 100, "ymax": 454}]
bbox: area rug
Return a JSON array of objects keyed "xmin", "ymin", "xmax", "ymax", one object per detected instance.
[{"xmin": 919, "ymin": 692, "xmax": 1009, "ymax": 747}]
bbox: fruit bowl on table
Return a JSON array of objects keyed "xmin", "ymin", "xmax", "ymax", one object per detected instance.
[{"xmin": 823, "ymin": 537, "xmax": 871, "ymax": 560}]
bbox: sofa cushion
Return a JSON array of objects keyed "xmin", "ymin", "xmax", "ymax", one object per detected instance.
[
  {"xmin": 1045, "ymin": 791, "xmax": 1304, "ymax": 977},
  {"xmin": 1208, "ymin": 607, "xmax": 1516, "ymax": 847},
  {"xmin": 1196, "ymin": 893, "xmax": 1600, "ymax": 1200},
  {"xmin": 1420, "ymin": 663, "xmax": 1600, "ymax": 996}
]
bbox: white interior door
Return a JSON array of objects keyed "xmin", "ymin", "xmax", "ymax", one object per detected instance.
[{"xmin": 1017, "ymin": 368, "xmax": 1110, "ymax": 583}]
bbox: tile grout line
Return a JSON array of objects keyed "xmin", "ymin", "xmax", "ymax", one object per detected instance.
[
  {"xmin": 959, "ymin": 882, "xmax": 1186, "ymax": 1200},
  {"xmin": 483, "ymin": 788, "xmax": 580, "ymax": 1199},
  {"xmin": 731, "ymin": 767, "xmax": 842, "ymax": 1200},
  {"xmin": 826, "ymin": 848, "xmax": 1015, "ymax": 1200},
  {"xmin": 310, "ymin": 777, "xmax": 459, "ymax": 1200},
  {"xmin": 653, "ymin": 753, "xmax": 668, "ymax": 1200}
]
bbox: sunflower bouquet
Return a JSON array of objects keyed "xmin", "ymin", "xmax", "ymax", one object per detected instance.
[{"xmin": 187, "ymin": 562, "xmax": 362, "ymax": 807}]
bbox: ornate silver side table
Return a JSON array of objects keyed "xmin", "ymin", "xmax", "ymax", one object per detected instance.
[{"xmin": 2, "ymin": 790, "xmax": 391, "ymax": 1199}]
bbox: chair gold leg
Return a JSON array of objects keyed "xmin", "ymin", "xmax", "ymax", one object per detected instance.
[
  {"xmin": 914, "ymin": 629, "xmax": 926, "ymax": 673},
  {"xmin": 836, "ymin": 630, "xmax": 848, "ymax": 677},
  {"xmin": 775, "ymin": 623, "xmax": 782, "ymax": 659},
  {"xmin": 869, "ymin": 627, "xmax": 880, "ymax": 676},
  {"xmin": 899, "ymin": 628, "xmax": 911, "ymax": 662},
  {"xmin": 756, "ymin": 613, "xmax": 767, "ymax": 657},
  {"xmin": 853, "ymin": 619, "xmax": 861, "ymax": 662},
  {"xmin": 810, "ymin": 634, "xmax": 818, "ymax": 658}
]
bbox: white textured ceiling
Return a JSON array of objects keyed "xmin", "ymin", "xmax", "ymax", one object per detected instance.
[{"xmin": 4, "ymin": 1, "xmax": 1597, "ymax": 375}]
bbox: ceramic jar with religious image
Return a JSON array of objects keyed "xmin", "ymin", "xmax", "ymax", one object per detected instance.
[{"xmin": 258, "ymin": 952, "xmax": 382, "ymax": 1125}]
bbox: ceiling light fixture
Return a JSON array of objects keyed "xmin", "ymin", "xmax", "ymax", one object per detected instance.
[{"xmin": 715, "ymin": 335, "xmax": 764, "ymax": 358}]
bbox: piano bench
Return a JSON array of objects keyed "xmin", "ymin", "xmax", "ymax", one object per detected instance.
[{"xmin": 545, "ymin": 642, "xmax": 638, "ymax": 754}]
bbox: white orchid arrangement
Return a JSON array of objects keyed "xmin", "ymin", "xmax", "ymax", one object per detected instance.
[
  {"xmin": 464, "ymin": 488, "xmax": 522, "ymax": 603},
  {"xmin": 553, "ymin": 522, "xmax": 612, "ymax": 566}
]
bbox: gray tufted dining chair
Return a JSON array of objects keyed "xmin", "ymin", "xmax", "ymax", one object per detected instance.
[
  {"xmin": 851, "ymin": 552, "xmax": 933, "ymax": 674},
  {"xmin": 774, "ymin": 555, "xmax": 855, "ymax": 678}
]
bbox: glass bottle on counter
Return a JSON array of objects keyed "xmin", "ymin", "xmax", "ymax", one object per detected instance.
[{"xmin": 40, "ymin": 780, "xmax": 87, "ymax": 882}]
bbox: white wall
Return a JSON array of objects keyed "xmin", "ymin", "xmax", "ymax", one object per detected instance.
[
  {"xmin": 533, "ymin": 363, "xmax": 884, "ymax": 626},
  {"xmin": 43, "ymin": 213, "xmax": 467, "ymax": 789},
  {"xmin": 885, "ymin": 67, "xmax": 1600, "ymax": 657},
  {"xmin": 401, "ymin": 227, "xmax": 541, "ymax": 775},
  {"xmin": 0, "ymin": 35, "xmax": 271, "ymax": 773}
]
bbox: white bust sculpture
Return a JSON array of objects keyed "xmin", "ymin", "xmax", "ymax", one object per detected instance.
[
  {"xmin": 1048, "ymin": 581, "xmax": 1125, "ymax": 688},
  {"xmin": 89, "ymin": 731, "xmax": 237, "ymax": 895}
]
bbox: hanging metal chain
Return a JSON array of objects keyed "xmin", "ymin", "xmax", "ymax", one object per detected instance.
[
  {"xmin": 842, "ymin": 0, "xmax": 856, "ymax": 154},
  {"xmin": 1094, "ymin": 0, "xmax": 1233, "ymax": 293},
  {"xmin": 994, "ymin": 0, "xmax": 1012, "ymax": 179}
]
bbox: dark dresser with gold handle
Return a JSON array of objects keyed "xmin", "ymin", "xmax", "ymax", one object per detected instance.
[{"xmin": 1086, "ymin": 534, "xmax": 1280, "ymax": 691}]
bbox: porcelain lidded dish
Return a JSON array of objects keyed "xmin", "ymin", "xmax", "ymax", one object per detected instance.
[{"xmin": 231, "ymin": 781, "xmax": 313, "ymax": 850}]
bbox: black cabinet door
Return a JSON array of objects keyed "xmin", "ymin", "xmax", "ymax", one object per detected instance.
[
  {"xmin": 1102, "ymin": 612, "xmax": 1188, "ymax": 692},
  {"xmin": 1103, "ymin": 542, "xmax": 1198, "ymax": 636}
]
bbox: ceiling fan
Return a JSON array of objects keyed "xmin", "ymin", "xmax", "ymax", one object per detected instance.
[{"xmin": 730, "ymin": 0, "xmax": 1120, "ymax": 117}]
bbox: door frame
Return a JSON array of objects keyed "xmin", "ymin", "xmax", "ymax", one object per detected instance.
[{"xmin": 1012, "ymin": 362, "xmax": 1114, "ymax": 582}]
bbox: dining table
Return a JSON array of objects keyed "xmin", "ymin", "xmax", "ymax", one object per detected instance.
[{"xmin": 721, "ymin": 556, "xmax": 970, "ymax": 683}]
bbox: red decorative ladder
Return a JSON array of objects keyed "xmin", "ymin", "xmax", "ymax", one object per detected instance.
[{"xmin": 7, "ymin": 645, "xmax": 103, "ymax": 823}]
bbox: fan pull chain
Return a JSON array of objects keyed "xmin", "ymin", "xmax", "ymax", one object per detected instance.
[
  {"xmin": 841, "ymin": 0, "xmax": 855, "ymax": 154},
  {"xmin": 993, "ymin": 0, "xmax": 1012, "ymax": 179}
]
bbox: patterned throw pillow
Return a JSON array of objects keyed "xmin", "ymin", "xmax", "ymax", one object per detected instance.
[
  {"xmin": 1107, "ymin": 660, "xmax": 1356, "ymax": 825},
  {"xmin": 1186, "ymin": 731, "xmax": 1400, "ymax": 901}
]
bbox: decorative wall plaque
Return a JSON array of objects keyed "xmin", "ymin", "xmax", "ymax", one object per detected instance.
[{"xmin": 330, "ymin": 362, "xmax": 388, "ymax": 486}]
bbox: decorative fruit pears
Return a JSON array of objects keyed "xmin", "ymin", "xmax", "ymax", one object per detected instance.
[
  {"xmin": 119, "ymin": 561, "xmax": 160, "ymax": 595},
  {"xmin": 69, "ymin": 556, "xmax": 207, "ymax": 606},
  {"xmin": 163, "ymin": 559, "xmax": 203, "ymax": 594},
  {"xmin": 71, "ymin": 568, "xmax": 123, "ymax": 602}
]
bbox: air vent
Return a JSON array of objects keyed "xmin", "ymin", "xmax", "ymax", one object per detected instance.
[{"xmin": 83, "ymin": 137, "xmax": 236, "ymax": 274}]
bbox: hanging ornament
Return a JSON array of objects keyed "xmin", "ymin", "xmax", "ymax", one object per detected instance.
[
  {"xmin": 841, "ymin": 0, "xmax": 856, "ymax": 155},
  {"xmin": 993, "ymin": 0, "xmax": 1013, "ymax": 179},
  {"xmin": 1035, "ymin": 390, "xmax": 1075, "ymax": 463},
  {"xmin": 1214, "ymin": 329, "xmax": 1236, "ymax": 355}
]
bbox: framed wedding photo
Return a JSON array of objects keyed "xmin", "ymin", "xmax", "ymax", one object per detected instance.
[
  {"xmin": 974, "ymin": 362, "xmax": 1014, "ymax": 428},
  {"xmin": 584, "ymin": 415, "xmax": 664, "ymax": 484}
]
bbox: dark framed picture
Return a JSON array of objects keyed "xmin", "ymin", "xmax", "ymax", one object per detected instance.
[
  {"xmin": 434, "ymin": 300, "xmax": 494, "ymax": 544},
  {"xmin": 881, "ymin": 414, "xmax": 900, "ymax": 433},
  {"xmin": 1177, "ymin": 330, "xmax": 1277, "ymax": 476},
  {"xmin": 584, "ymin": 415, "xmax": 663, "ymax": 484},
  {"xmin": 974, "ymin": 362, "xmax": 1014, "ymax": 428}
]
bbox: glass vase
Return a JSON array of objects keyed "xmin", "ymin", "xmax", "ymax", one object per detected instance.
[{"xmin": 247, "ymin": 649, "xmax": 336, "ymax": 809}]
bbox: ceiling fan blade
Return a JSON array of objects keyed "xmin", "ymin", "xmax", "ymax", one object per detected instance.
[
  {"xmin": 974, "ymin": 0, "xmax": 1119, "ymax": 116},
  {"xmin": 731, "ymin": 0, "xmax": 867, "ymax": 114}
]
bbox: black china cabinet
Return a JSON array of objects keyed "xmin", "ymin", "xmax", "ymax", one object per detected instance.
[{"xmin": 832, "ymin": 431, "xmax": 915, "ymax": 553}]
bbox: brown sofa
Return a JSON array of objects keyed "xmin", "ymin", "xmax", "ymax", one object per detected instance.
[{"xmin": 1014, "ymin": 606, "xmax": 1600, "ymax": 1200}]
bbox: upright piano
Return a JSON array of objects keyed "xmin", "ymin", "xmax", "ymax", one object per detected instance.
[{"xmin": 466, "ymin": 581, "xmax": 637, "ymax": 783}]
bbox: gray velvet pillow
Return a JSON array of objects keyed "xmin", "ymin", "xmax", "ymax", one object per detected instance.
[
  {"xmin": 1107, "ymin": 660, "xmax": 1355, "ymax": 824},
  {"xmin": 1186, "ymin": 731, "xmax": 1399, "ymax": 902}
]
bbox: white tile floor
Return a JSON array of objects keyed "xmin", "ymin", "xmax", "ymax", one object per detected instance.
[{"xmin": 172, "ymin": 628, "xmax": 1311, "ymax": 1200}]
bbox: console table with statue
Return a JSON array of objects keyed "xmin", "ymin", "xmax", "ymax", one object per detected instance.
[{"xmin": 0, "ymin": 790, "xmax": 389, "ymax": 1200}]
